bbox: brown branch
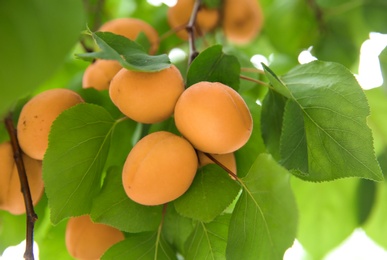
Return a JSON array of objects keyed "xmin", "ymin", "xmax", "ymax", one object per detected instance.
[
  {"xmin": 187, "ymin": 0, "xmax": 203, "ymax": 64},
  {"xmin": 4, "ymin": 114, "xmax": 37, "ymax": 260},
  {"xmin": 203, "ymin": 153, "xmax": 239, "ymax": 182}
]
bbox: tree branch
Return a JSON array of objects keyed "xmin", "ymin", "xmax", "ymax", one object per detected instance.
[
  {"xmin": 186, "ymin": 0, "xmax": 203, "ymax": 64},
  {"xmin": 203, "ymin": 153, "xmax": 239, "ymax": 181},
  {"xmin": 4, "ymin": 114, "xmax": 37, "ymax": 260}
]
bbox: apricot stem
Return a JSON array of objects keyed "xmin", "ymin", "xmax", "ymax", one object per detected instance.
[
  {"xmin": 203, "ymin": 152, "xmax": 239, "ymax": 182},
  {"xmin": 240, "ymin": 74, "xmax": 270, "ymax": 87},
  {"xmin": 4, "ymin": 114, "xmax": 37, "ymax": 260},
  {"xmin": 187, "ymin": 0, "xmax": 202, "ymax": 64}
]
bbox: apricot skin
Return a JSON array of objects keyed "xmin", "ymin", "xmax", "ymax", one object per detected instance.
[
  {"xmin": 99, "ymin": 18, "xmax": 159, "ymax": 54},
  {"xmin": 223, "ymin": 0, "xmax": 264, "ymax": 44},
  {"xmin": 167, "ymin": 0, "xmax": 219, "ymax": 40},
  {"xmin": 17, "ymin": 88, "xmax": 84, "ymax": 160},
  {"xmin": 65, "ymin": 215, "xmax": 124, "ymax": 260},
  {"xmin": 174, "ymin": 81, "xmax": 253, "ymax": 154},
  {"xmin": 0, "ymin": 142, "xmax": 44, "ymax": 215},
  {"xmin": 122, "ymin": 131, "xmax": 198, "ymax": 206},
  {"xmin": 82, "ymin": 59, "xmax": 122, "ymax": 91},
  {"xmin": 109, "ymin": 65, "xmax": 184, "ymax": 124}
]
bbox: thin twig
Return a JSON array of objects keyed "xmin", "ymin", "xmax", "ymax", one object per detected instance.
[
  {"xmin": 240, "ymin": 74, "xmax": 269, "ymax": 87},
  {"xmin": 186, "ymin": 0, "xmax": 203, "ymax": 64},
  {"xmin": 241, "ymin": 67, "xmax": 265, "ymax": 74},
  {"xmin": 203, "ymin": 153, "xmax": 239, "ymax": 182},
  {"xmin": 4, "ymin": 114, "xmax": 37, "ymax": 260}
]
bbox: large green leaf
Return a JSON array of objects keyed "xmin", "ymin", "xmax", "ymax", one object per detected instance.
[
  {"xmin": 174, "ymin": 165, "xmax": 240, "ymax": 223},
  {"xmin": 235, "ymin": 96, "xmax": 266, "ymax": 178},
  {"xmin": 264, "ymin": 61, "xmax": 383, "ymax": 181},
  {"xmin": 0, "ymin": 0, "xmax": 84, "ymax": 116},
  {"xmin": 184, "ymin": 214, "xmax": 230, "ymax": 260},
  {"xmin": 366, "ymin": 87, "xmax": 387, "ymax": 154},
  {"xmin": 292, "ymin": 177, "xmax": 359, "ymax": 258},
  {"xmin": 77, "ymin": 31, "xmax": 170, "ymax": 72},
  {"xmin": 43, "ymin": 104, "xmax": 115, "ymax": 224},
  {"xmin": 186, "ymin": 45, "xmax": 241, "ymax": 90},
  {"xmin": 226, "ymin": 154, "xmax": 297, "ymax": 260},
  {"xmin": 90, "ymin": 167, "xmax": 163, "ymax": 233},
  {"xmin": 102, "ymin": 232, "xmax": 176, "ymax": 260}
]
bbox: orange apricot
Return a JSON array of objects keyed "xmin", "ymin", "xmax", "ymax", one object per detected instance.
[
  {"xmin": 197, "ymin": 151, "xmax": 237, "ymax": 176},
  {"xmin": 0, "ymin": 141, "xmax": 44, "ymax": 215},
  {"xmin": 122, "ymin": 131, "xmax": 198, "ymax": 206},
  {"xmin": 82, "ymin": 59, "xmax": 122, "ymax": 91},
  {"xmin": 17, "ymin": 88, "xmax": 84, "ymax": 160},
  {"xmin": 109, "ymin": 65, "xmax": 184, "ymax": 124},
  {"xmin": 99, "ymin": 18, "xmax": 159, "ymax": 54},
  {"xmin": 167, "ymin": 0, "xmax": 219, "ymax": 40},
  {"xmin": 174, "ymin": 81, "xmax": 253, "ymax": 154},
  {"xmin": 223, "ymin": 0, "xmax": 264, "ymax": 44},
  {"xmin": 65, "ymin": 215, "xmax": 124, "ymax": 260}
]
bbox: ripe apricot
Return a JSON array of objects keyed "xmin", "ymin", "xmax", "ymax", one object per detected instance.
[
  {"xmin": 0, "ymin": 142, "xmax": 44, "ymax": 215},
  {"xmin": 65, "ymin": 215, "xmax": 124, "ymax": 260},
  {"xmin": 122, "ymin": 131, "xmax": 198, "ymax": 206},
  {"xmin": 197, "ymin": 151, "xmax": 237, "ymax": 177},
  {"xmin": 109, "ymin": 65, "xmax": 184, "ymax": 124},
  {"xmin": 174, "ymin": 81, "xmax": 253, "ymax": 154},
  {"xmin": 17, "ymin": 88, "xmax": 84, "ymax": 160},
  {"xmin": 167, "ymin": 0, "xmax": 219, "ymax": 40},
  {"xmin": 99, "ymin": 18, "xmax": 159, "ymax": 54},
  {"xmin": 82, "ymin": 59, "xmax": 122, "ymax": 91},
  {"xmin": 223, "ymin": 0, "xmax": 264, "ymax": 44}
]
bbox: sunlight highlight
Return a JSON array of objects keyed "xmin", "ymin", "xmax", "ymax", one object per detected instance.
[
  {"xmin": 0, "ymin": 240, "xmax": 39, "ymax": 260},
  {"xmin": 147, "ymin": 0, "xmax": 177, "ymax": 7}
]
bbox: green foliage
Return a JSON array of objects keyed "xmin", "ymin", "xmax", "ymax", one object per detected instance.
[
  {"xmin": 227, "ymin": 154, "xmax": 297, "ymax": 260},
  {"xmin": 0, "ymin": 0, "xmax": 85, "ymax": 117},
  {"xmin": 1, "ymin": 1, "xmax": 387, "ymax": 260},
  {"xmin": 186, "ymin": 45, "xmax": 241, "ymax": 90},
  {"xmin": 43, "ymin": 104, "xmax": 115, "ymax": 224},
  {"xmin": 77, "ymin": 31, "xmax": 171, "ymax": 71}
]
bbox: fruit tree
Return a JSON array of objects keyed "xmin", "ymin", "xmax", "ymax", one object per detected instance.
[{"xmin": 1, "ymin": 0, "xmax": 387, "ymax": 259}]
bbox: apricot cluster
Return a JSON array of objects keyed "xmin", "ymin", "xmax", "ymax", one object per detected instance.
[
  {"xmin": 119, "ymin": 79, "xmax": 252, "ymax": 206},
  {"xmin": 167, "ymin": 0, "xmax": 264, "ymax": 44}
]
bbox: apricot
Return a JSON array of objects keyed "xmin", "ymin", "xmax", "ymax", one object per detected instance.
[
  {"xmin": 17, "ymin": 88, "xmax": 84, "ymax": 160},
  {"xmin": 65, "ymin": 215, "xmax": 124, "ymax": 260},
  {"xmin": 99, "ymin": 18, "xmax": 159, "ymax": 54},
  {"xmin": 174, "ymin": 81, "xmax": 252, "ymax": 154},
  {"xmin": 197, "ymin": 151, "xmax": 237, "ymax": 177},
  {"xmin": 122, "ymin": 131, "xmax": 198, "ymax": 206},
  {"xmin": 109, "ymin": 65, "xmax": 184, "ymax": 124},
  {"xmin": 82, "ymin": 59, "xmax": 122, "ymax": 90},
  {"xmin": 167, "ymin": 0, "xmax": 219, "ymax": 40},
  {"xmin": 223, "ymin": 0, "xmax": 264, "ymax": 44},
  {"xmin": 0, "ymin": 142, "xmax": 44, "ymax": 215}
]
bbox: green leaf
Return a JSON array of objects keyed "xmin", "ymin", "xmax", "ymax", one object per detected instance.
[
  {"xmin": 226, "ymin": 154, "xmax": 297, "ymax": 260},
  {"xmin": 185, "ymin": 214, "xmax": 230, "ymax": 260},
  {"xmin": 267, "ymin": 61, "xmax": 383, "ymax": 181},
  {"xmin": 260, "ymin": 89, "xmax": 287, "ymax": 160},
  {"xmin": 0, "ymin": 211, "xmax": 25, "ymax": 252},
  {"xmin": 366, "ymin": 87, "xmax": 387, "ymax": 154},
  {"xmin": 292, "ymin": 177, "xmax": 359, "ymax": 258},
  {"xmin": 102, "ymin": 232, "xmax": 177, "ymax": 260},
  {"xmin": 235, "ymin": 96, "xmax": 266, "ymax": 178},
  {"xmin": 174, "ymin": 164, "xmax": 240, "ymax": 223},
  {"xmin": 186, "ymin": 45, "xmax": 240, "ymax": 90},
  {"xmin": 91, "ymin": 167, "xmax": 163, "ymax": 233},
  {"xmin": 77, "ymin": 31, "xmax": 170, "ymax": 72},
  {"xmin": 362, "ymin": 0, "xmax": 387, "ymax": 34},
  {"xmin": 262, "ymin": 64, "xmax": 291, "ymax": 99},
  {"xmin": 0, "ymin": 0, "xmax": 84, "ymax": 116},
  {"xmin": 162, "ymin": 205, "xmax": 196, "ymax": 255},
  {"xmin": 43, "ymin": 103, "xmax": 115, "ymax": 224}
]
